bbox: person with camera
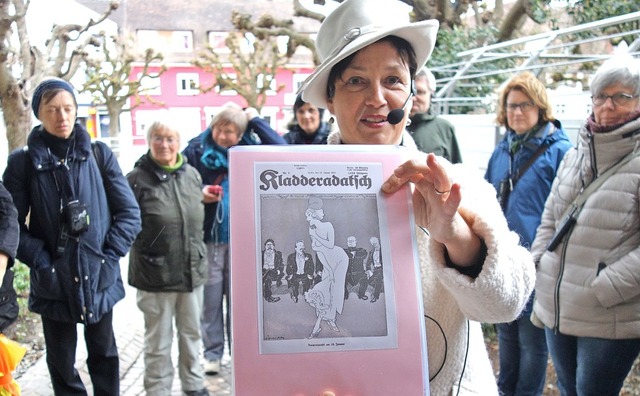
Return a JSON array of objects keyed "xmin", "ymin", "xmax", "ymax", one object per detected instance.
[
  {"xmin": 484, "ymin": 71, "xmax": 572, "ymax": 395},
  {"xmin": 183, "ymin": 102, "xmax": 285, "ymax": 376},
  {"xmin": 2, "ymin": 78, "xmax": 141, "ymax": 395}
]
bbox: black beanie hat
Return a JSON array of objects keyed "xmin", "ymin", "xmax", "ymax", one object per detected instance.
[{"xmin": 31, "ymin": 78, "xmax": 77, "ymax": 119}]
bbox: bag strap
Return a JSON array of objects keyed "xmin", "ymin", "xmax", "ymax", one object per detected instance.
[
  {"xmin": 511, "ymin": 142, "xmax": 549, "ymax": 186},
  {"xmin": 560, "ymin": 150, "xmax": 640, "ymax": 220},
  {"xmin": 91, "ymin": 142, "xmax": 106, "ymax": 180}
]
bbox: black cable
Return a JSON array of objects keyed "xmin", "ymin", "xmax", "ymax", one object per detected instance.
[
  {"xmin": 425, "ymin": 314, "xmax": 446, "ymax": 382},
  {"xmin": 419, "ymin": 225, "xmax": 470, "ymax": 394},
  {"xmin": 455, "ymin": 319, "xmax": 470, "ymax": 396}
]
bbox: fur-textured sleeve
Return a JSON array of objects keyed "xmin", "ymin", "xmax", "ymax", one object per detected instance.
[{"xmin": 423, "ymin": 163, "xmax": 536, "ymax": 323}]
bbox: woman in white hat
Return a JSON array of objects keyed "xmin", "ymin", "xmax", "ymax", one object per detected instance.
[{"xmin": 300, "ymin": 0, "xmax": 535, "ymax": 394}]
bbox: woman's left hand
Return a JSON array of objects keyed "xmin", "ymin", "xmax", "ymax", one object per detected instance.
[{"xmin": 382, "ymin": 153, "xmax": 481, "ymax": 267}]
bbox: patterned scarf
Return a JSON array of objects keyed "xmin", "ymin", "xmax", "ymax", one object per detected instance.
[
  {"xmin": 200, "ymin": 132, "xmax": 229, "ymax": 170},
  {"xmin": 587, "ymin": 110, "xmax": 640, "ymax": 134}
]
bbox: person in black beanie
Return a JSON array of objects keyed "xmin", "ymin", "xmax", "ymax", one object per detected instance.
[
  {"xmin": 282, "ymin": 93, "xmax": 331, "ymax": 144},
  {"xmin": 2, "ymin": 77, "xmax": 141, "ymax": 395}
]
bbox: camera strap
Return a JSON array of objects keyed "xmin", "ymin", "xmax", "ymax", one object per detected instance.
[{"xmin": 50, "ymin": 158, "xmax": 79, "ymax": 208}]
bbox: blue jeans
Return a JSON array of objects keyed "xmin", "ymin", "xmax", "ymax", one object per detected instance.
[
  {"xmin": 201, "ymin": 243, "xmax": 230, "ymax": 362},
  {"xmin": 497, "ymin": 305, "xmax": 548, "ymax": 396},
  {"xmin": 545, "ymin": 328, "xmax": 640, "ymax": 396}
]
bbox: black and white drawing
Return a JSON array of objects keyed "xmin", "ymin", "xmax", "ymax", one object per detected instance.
[{"xmin": 255, "ymin": 162, "xmax": 398, "ymax": 354}]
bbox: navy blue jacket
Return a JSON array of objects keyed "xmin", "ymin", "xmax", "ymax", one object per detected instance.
[
  {"xmin": 0, "ymin": 182, "xmax": 19, "ymax": 331},
  {"xmin": 3, "ymin": 124, "xmax": 141, "ymax": 324},
  {"xmin": 183, "ymin": 117, "xmax": 285, "ymax": 243},
  {"xmin": 0, "ymin": 182, "xmax": 18, "ymax": 266},
  {"xmin": 283, "ymin": 122, "xmax": 330, "ymax": 144},
  {"xmin": 485, "ymin": 120, "xmax": 573, "ymax": 249}
]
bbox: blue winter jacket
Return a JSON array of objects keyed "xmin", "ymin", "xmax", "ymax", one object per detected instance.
[
  {"xmin": 485, "ymin": 120, "xmax": 573, "ymax": 249},
  {"xmin": 282, "ymin": 122, "xmax": 331, "ymax": 144},
  {"xmin": 183, "ymin": 116, "xmax": 285, "ymax": 243},
  {"xmin": 2, "ymin": 124, "xmax": 141, "ymax": 324}
]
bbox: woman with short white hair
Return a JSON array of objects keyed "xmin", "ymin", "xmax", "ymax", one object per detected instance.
[
  {"xmin": 127, "ymin": 119, "xmax": 209, "ymax": 396},
  {"xmin": 531, "ymin": 54, "xmax": 640, "ymax": 395}
]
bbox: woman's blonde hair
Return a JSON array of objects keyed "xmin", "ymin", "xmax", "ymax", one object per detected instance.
[{"xmin": 495, "ymin": 71, "xmax": 554, "ymax": 128}]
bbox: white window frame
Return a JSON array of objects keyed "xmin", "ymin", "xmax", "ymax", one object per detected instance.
[
  {"xmin": 172, "ymin": 31, "xmax": 193, "ymax": 52},
  {"xmin": 138, "ymin": 72, "xmax": 161, "ymax": 96},
  {"xmin": 215, "ymin": 73, "xmax": 238, "ymax": 96},
  {"xmin": 208, "ymin": 31, "xmax": 230, "ymax": 54},
  {"xmin": 257, "ymin": 74, "xmax": 277, "ymax": 96},
  {"xmin": 176, "ymin": 73, "xmax": 200, "ymax": 96}
]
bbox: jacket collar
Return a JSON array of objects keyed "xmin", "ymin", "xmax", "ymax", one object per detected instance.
[
  {"xmin": 26, "ymin": 123, "xmax": 91, "ymax": 170},
  {"xmin": 327, "ymin": 129, "xmax": 418, "ymax": 150}
]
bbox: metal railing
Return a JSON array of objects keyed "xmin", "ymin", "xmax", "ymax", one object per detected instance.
[{"xmin": 431, "ymin": 11, "xmax": 640, "ymax": 114}]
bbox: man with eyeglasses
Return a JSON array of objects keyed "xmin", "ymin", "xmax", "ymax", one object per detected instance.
[{"xmin": 407, "ymin": 67, "xmax": 463, "ymax": 163}]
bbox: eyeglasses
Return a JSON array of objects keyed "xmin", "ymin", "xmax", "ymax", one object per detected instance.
[
  {"xmin": 591, "ymin": 92, "xmax": 638, "ymax": 107},
  {"xmin": 151, "ymin": 136, "xmax": 178, "ymax": 145},
  {"xmin": 506, "ymin": 101, "xmax": 535, "ymax": 113}
]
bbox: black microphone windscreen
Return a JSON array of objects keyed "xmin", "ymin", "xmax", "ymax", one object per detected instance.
[{"xmin": 387, "ymin": 109, "xmax": 404, "ymax": 125}]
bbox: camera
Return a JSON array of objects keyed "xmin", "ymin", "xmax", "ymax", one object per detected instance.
[
  {"xmin": 64, "ymin": 200, "xmax": 90, "ymax": 236},
  {"xmin": 497, "ymin": 178, "xmax": 512, "ymax": 211},
  {"xmin": 208, "ymin": 185, "xmax": 223, "ymax": 196}
]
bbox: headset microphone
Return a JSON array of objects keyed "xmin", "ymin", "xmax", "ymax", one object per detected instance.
[{"xmin": 386, "ymin": 80, "xmax": 416, "ymax": 125}]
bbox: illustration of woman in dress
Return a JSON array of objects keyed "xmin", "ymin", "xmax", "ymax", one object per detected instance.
[{"xmin": 304, "ymin": 197, "xmax": 349, "ymax": 338}]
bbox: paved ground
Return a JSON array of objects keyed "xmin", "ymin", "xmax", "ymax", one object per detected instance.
[{"xmin": 16, "ymin": 260, "xmax": 232, "ymax": 396}]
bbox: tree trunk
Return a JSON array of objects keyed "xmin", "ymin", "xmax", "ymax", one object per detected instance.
[
  {"xmin": 2, "ymin": 77, "xmax": 32, "ymax": 151},
  {"xmin": 497, "ymin": 0, "xmax": 528, "ymax": 42},
  {"xmin": 107, "ymin": 104, "xmax": 120, "ymax": 157}
]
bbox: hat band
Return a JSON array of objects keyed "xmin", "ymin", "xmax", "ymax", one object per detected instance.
[{"xmin": 324, "ymin": 24, "xmax": 381, "ymax": 61}]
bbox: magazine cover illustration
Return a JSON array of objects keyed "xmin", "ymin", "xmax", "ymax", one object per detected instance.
[
  {"xmin": 256, "ymin": 161, "xmax": 398, "ymax": 354},
  {"xmin": 229, "ymin": 145, "xmax": 428, "ymax": 396}
]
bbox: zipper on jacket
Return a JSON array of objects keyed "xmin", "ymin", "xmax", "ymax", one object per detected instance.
[{"xmin": 552, "ymin": 227, "xmax": 573, "ymax": 334}]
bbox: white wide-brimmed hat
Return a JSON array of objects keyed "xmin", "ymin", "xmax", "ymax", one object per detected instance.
[{"xmin": 300, "ymin": 0, "xmax": 439, "ymax": 109}]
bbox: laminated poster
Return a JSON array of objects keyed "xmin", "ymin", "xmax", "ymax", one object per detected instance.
[{"xmin": 229, "ymin": 145, "xmax": 428, "ymax": 396}]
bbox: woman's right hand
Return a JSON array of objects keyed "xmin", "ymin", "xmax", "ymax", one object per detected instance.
[{"xmin": 202, "ymin": 185, "xmax": 222, "ymax": 203}]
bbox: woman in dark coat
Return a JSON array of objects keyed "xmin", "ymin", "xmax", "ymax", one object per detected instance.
[
  {"xmin": 2, "ymin": 78, "xmax": 141, "ymax": 395},
  {"xmin": 127, "ymin": 119, "xmax": 208, "ymax": 395}
]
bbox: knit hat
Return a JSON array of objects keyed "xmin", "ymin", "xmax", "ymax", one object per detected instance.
[{"xmin": 31, "ymin": 78, "xmax": 77, "ymax": 119}]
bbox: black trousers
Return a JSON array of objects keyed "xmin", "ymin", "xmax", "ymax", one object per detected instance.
[{"xmin": 42, "ymin": 310, "xmax": 119, "ymax": 395}]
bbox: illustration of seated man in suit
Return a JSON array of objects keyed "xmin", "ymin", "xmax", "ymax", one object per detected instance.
[
  {"xmin": 343, "ymin": 236, "xmax": 369, "ymax": 300},
  {"xmin": 262, "ymin": 239, "xmax": 283, "ymax": 303},
  {"xmin": 367, "ymin": 236, "xmax": 384, "ymax": 303},
  {"xmin": 285, "ymin": 240, "xmax": 314, "ymax": 303}
]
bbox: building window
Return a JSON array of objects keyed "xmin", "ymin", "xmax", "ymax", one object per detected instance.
[
  {"xmin": 292, "ymin": 73, "xmax": 310, "ymax": 93},
  {"xmin": 177, "ymin": 73, "xmax": 199, "ymax": 96},
  {"xmin": 257, "ymin": 74, "xmax": 277, "ymax": 96},
  {"xmin": 208, "ymin": 31, "xmax": 230, "ymax": 54},
  {"xmin": 137, "ymin": 30, "xmax": 193, "ymax": 53},
  {"xmin": 139, "ymin": 72, "xmax": 161, "ymax": 96},
  {"xmin": 216, "ymin": 73, "xmax": 237, "ymax": 96}
]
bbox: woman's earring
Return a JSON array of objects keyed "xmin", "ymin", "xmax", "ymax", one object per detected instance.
[
  {"xmin": 328, "ymin": 116, "xmax": 335, "ymax": 124},
  {"xmin": 405, "ymin": 118, "xmax": 412, "ymax": 127}
]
